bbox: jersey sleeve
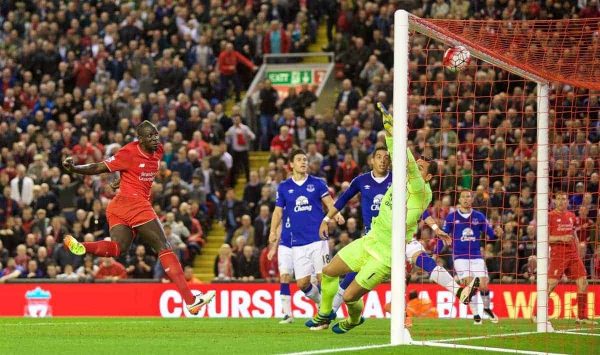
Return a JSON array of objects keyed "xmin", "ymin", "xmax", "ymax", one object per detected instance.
[
  {"xmin": 442, "ymin": 213, "xmax": 453, "ymax": 234},
  {"xmin": 421, "ymin": 209, "xmax": 431, "ymax": 221},
  {"xmin": 317, "ymin": 178, "xmax": 330, "ymax": 199},
  {"xmin": 275, "ymin": 184, "xmax": 286, "ymax": 208},
  {"xmin": 334, "ymin": 176, "xmax": 361, "ymax": 210},
  {"xmin": 481, "ymin": 212, "xmax": 496, "ymax": 240},
  {"xmin": 103, "ymin": 146, "xmax": 130, "ymax": 172}
]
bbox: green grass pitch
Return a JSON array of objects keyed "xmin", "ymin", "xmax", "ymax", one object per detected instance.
[{"xmin": 0, "ymin": 318, "xmax": 597, "ymax": 354}]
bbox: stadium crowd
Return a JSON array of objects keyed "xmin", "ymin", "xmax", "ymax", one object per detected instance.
[{"xmin": 1, "ymin": 0, "xmax": 600, "ymax": 283}]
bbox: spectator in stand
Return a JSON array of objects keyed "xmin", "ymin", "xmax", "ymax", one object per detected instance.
[
  {"xmin": 220, "ymin": 188, "xmax": 247, "ymax": 244},
  {"xmin": 236, "ymin": 245, "xmax": 261, "ymax": 281},
  {"xmin": 336, "ymin": 79, "xmax": 360, "ymax": 111},
  {"xmin": 0, "ymin": 258, "xmax": 23, "ymax": 282},
  {"xmin": 25, "ymin": 259, "xmax": 43, "ymax": 279},
  {"xmin": 258, "ymin": 79, "xmax": 279, "ymax": 151},
  {"xmin": 218, "ymin": 42, "xmax": 257, "ymax": 101},
  {"xmin": 57, "ymin": 264, "xmax": 79, "ymax": 281},
  {"xmin": 259, "ymin": 245, "xmax": 279, "ymax": 282},
  {"xmin": 271, "ymin": 125, "xmax": 294, "ymax": 157},
  {"xmin": 95, "ymin": 257, "xmax": 127, "ymax": 281},
  {"xmin": 233, "ymin": 214, "xmax": 256, "ymax": 248},
  {"xmin": 76, "ymin": 255, "xmax": 98, "ymax": 282},
  {"xmin": 263, "ymin": 20, "xmax": 291, "ymax": 56},
  {"xmin": 225, "ymin": 114, "xmax": 255, "ymax": 184},
  {"xmin": 10, "ymin": 165, "xmax": 34, "ymax": 208},
  {"xmin": 214, "ymin": 244, "xmax": 237, "ymax": 281},
  {"xmin": 253, "ymin": 205, "xmax": 272, "ymax": 250},
  {"xmin": 126, "ymin": 245, "xmax": 156, "ymax": 279},
  {"xmin": 184, "ymin": 266, "xmax": 203, "ymax": 284},
  {"xmin": 243, "ymin": 171, "xmax": 263, "ymax": 215}
]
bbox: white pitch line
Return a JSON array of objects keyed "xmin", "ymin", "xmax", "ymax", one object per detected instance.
[
  {"xmin": 282, "ymin": 343, "xmax": 396, "ymax": 355},
  {"xmin": 1, "ymin": 320, "xmax": 156, "ymax": 326},
  {"xmin": 555, "ymin": 330, "xmax": 600, "ymax": 337},
  {"xmin": 416, "ymin": 341, "xmax": 567, "ymax": 355},
  {"xmin": 428, "ymin": 328, "xmax": 583, "ymax": 343}
]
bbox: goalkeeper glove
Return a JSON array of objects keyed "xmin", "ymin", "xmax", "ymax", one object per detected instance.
[{"xmin": 377, "ymin": 102, "xmax": 393, "ymax": 134}]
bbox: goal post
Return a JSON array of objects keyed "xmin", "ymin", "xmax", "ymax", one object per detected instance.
[
  {"xmin": 391, "ymin": 9, "xmax": 599, "ymax": 346},
  {"xmin": 390, "ymin": 9, "xmax": 410, "ymax": 346}
]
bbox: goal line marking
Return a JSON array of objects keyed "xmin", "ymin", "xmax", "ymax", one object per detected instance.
[
  {"xmin": 555, "ymin": 330, "xmax": 600, "ymax": 337},
  {"xmin": 428, "ymin": 327, "xmax": 583, "ymax": 343},
  {"xmin": 284, "ymin": 327, "xmax": 589, "ymax": 355},
  {"xmin": 283, "ymin": 342, "xmax": 566, "ymax": 355}
]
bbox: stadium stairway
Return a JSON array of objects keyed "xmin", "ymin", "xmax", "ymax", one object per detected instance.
[
  {"xmin": 193, "ymin": 152, "xmax": 272, "ymax": 282},
  {"xmin": 193, "ymin": 24, "xmax": 328, "ymax": 282}
]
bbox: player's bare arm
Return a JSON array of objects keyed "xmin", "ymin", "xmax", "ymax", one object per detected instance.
[
  {"xmin": 424, "ymin": 215, "xmax": 451, "ymax": 244},
  {"xmin": 269, "ymin": 206, "xmax": 283, "ymax": 245},
  {"xmin": 63, "ymin": 157, "xmax": 110, "ymax": 175},
  {"xmin": 549, "ymin": 234, "xmax": 572, "ymax": 243},
  {"xmin": 319, "ymin": 195, "xmax": 344, "ymax": 239}
]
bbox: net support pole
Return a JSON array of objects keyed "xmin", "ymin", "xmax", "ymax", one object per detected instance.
[
  {"xmin": 535, "ymin": 83, "xmax": 551, "ymax": 333},
  {"xmin": 391, "ymin": 9, "xmax": 410, "ymax": 346}
]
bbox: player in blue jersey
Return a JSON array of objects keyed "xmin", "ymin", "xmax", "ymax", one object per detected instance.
[
  {"xmin": 439, "ymin": 190, "xmax": 503, "ymax": 325},
  {"xmin": 268, "ymin": 149, "xmax": 340, "ymax": 308}
]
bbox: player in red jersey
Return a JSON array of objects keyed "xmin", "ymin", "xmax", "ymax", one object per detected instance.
[
  {"xmin": 546, "ymin": 191, "xmax": 596, "ymax": 324},
  {"xmin": 62, "ymin": 121, "xmax": 215, "ymax": 315}
]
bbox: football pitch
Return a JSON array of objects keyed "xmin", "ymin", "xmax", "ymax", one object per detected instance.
[{"xmin": 0, "ymin": 318, "xmax": 597, "ymax": 354}]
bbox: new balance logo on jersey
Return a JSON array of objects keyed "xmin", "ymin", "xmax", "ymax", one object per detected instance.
[
  {"xmin": 139, "ymin": 163, "xmax": 145, "ymax": 168},
  {"xmin": 371, "ymin": 194, "xmax": 384, "ymax": 211},
  {"xmin": 460, "ymin": 227, "xmax": 476, "ymax": 242},
  {"xmin": 294, "ymin": 195, "xmax": 312, "ymax": 212},
  {"xmin": 288, "ymin": 189, "xmax": 294, "ymax": 194}
]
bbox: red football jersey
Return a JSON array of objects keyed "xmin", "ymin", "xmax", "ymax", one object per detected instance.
[
  {"xmin": 548, "ymin": 209, "xmax": 577, "ymax": 251},
  {"xmin": 103, "ymin": 141, "xmax": 163, "ymax": 200}
]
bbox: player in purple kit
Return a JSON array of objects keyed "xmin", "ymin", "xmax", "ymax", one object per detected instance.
[{"xmin": 440, "ymin": 190, "xmax": 503, "ymax": 325}]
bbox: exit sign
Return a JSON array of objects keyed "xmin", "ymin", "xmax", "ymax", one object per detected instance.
[{"xmin": 267, "ymin": 70, "xmax": 312, "ymax": 85}]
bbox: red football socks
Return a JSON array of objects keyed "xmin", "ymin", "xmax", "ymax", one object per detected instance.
[
  {"xmin": 82, "ymin": 240, "xmax": 121, "ymax": 257},
  {"xmin": 159, "ymin": 250, "xmax": 196, "ymax": 305},
  {"xmin": 577, "ymin": 293, "xmax": 587, "ymax": 319}
]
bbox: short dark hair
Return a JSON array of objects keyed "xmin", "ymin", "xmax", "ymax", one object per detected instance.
[
  {"xmin": 136, "ymin": 120, "xmax": 156, "ymax": 136},
  {"xmin": 554, "ymin": 190, "xmax": 567, "ymax": 197},
  {"xmin": 372, "ymin": 146, "xmax": 388, "ymax": 157},
  {"xmin": 289, "ymin": 149, "xmax": 306, "ymax": 162}
]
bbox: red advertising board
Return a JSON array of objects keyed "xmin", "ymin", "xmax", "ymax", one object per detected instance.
[{"xmin": 1, "ymin": 283, "xmax": 598, "ymax": 319}]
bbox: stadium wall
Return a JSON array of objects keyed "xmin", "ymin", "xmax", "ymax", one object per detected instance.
[{"xmin": 1, "ymin": 283, "xmax": 598, "ymax": 319}]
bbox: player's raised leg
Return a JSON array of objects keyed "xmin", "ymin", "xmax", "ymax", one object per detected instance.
[
  {"xmin": 411, "ymin": 245, "xmax": 479, "ymax": 305},
  {"xmin": 64, "ymin": 225, "xmax": 133, "ymax": 257},
  {"xmin": 136, "ymin": 219, "xmax": 215, "ymax": 315}
]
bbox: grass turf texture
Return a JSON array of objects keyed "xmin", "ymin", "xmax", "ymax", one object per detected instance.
[{"xmin": 0, "ymin": 318, "xmax": 597, "ymax": 354}]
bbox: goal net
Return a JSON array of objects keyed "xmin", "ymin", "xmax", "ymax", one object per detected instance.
[{"xmin": 390, "ymin": 10, "xmax": 599, "ymax": 352}]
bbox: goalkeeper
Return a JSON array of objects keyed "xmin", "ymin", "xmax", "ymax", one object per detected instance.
[{"xmin": 308, "ymin": 103, "xmax": 479, "ymax": 333}]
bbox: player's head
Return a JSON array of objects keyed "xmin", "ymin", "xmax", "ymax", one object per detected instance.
[
  {"xmin": 554, "ymin": 191, "xmax": 568, "ymax": 211},
  {"xmin": 372, "ymin": 146, "xmax": 390, "ymax": 175},
  {"xmin": 136, "ymin": 120, "xmax": 159, "ymax": 153},
  {"xmin": 289, "ymin": 149, "xmax": 308, "ymax": 174},
  {"xmin": 416, "ymin": 155, "xmax": 433, "ymax": 182},
  {"xmin": 459, "ymin": 190, "xmax": 473, "ymax": 209}
]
